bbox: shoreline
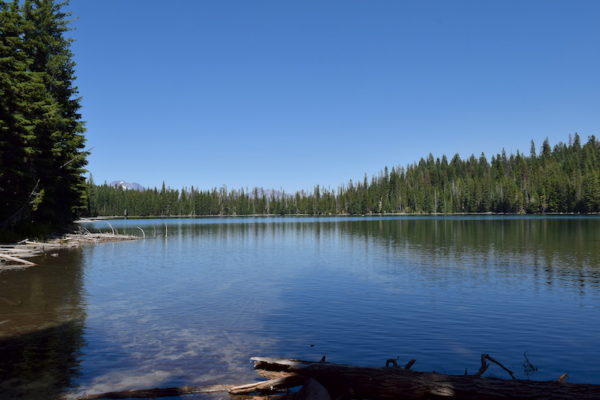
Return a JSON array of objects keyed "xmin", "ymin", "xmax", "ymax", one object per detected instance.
[
  {"xmin": 0, "ymin": 233, "xmax": 139, "ymax": 270},
  {"xmin": 77, "ymin": 212, "xmax": 600, "ymax": 221}
]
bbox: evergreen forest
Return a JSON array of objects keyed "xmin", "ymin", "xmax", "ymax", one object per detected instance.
[
  {"xmin": 0, "ymin": 0, "xmax": 87, "ymax": 236},
  {"xmin": 88, "ymin": 135, "xmax": 600, "ymax": 217},
  {"xmin": 2, "ymin": 1, "xmax": 599, "ymax": 234}
]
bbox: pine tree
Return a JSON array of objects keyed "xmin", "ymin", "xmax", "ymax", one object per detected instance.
[
  {"xmin": 0, "ymin": 0, "xmax": 28, "ymax": 227},
  {"xmin": 22, "ymin": 0, "xmax": 87, "ymax": 227},
  {"xmin": 0, "ymin": 0, "xmax": 52, "ymax": 229}
]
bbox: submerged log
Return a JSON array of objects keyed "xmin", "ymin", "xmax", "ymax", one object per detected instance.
[{"xmin": 250, "ymin": 357, "xmax": 600, "ymax": 400}]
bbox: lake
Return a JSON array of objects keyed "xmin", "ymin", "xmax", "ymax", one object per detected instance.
[{"xmin": 1, "ymin": 216, "xmax": 599, "ymax": 399}]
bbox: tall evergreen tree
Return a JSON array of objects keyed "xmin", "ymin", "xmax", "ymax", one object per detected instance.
[
  {"xmin": 22, "ymin": 0, "xmax": 87, "ymax": 227},
  {"xmin": 0, "ymin": 0, "xmax": 29, "ymax": 227},
  {"xmin": 1, "ymin": 0, "xmax": 87, "ymax": 236},
  {"xmin": 0, "ymin": 0, "xmax": 51, "ymax": 229}
]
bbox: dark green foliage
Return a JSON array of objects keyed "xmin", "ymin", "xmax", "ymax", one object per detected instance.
[
  {"xmin": 23, "ymin": 0, "xmax": 87, "ymax": 226},
  {"xmin": 88, "ymin": 135, "xmax": 600, "ymax": 217},
  {"xmin": 0, "ymin": 0, "xmax": 39, "ymax": 228},
  {"xmin": 0, "ymin": 0, "xmax": 87, "ymax": 235}
]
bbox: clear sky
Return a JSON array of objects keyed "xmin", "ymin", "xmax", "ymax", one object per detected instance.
[{"xmin": 68, "ymin": 0, "xmax": 600, "ymax": 192}]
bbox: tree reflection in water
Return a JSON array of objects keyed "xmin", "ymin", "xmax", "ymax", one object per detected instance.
[{"xmin": 0, "ymin": 249, "xmax": 85, "ymax": 399}]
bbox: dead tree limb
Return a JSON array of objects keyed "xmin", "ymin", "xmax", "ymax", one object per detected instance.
[{"xmin": 474, "ymin": 353, "xmax": 516, "ymax": 379}]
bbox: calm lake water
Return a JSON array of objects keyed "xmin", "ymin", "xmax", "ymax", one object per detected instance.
[{"xmin": 1, "ymin": 216, "xmax": 600, "ymax": 399}]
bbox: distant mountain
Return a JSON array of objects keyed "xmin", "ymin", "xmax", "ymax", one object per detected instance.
[
  {"xmin": 250, "ymin": 188, "xmax": 290, "ymax": 199},
  {"xmin": 109, "ymin": 180, "xmax": 144, "ymax": 191}
]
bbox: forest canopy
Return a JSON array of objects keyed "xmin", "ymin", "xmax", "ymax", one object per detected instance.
[{"xmin": 88, "ymin": 135, "xmax": 600, "ymax": 217}]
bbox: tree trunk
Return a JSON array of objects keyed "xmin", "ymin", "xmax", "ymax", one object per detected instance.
[
  {"xmin": 248, "ymin": 357, "xmax": 600, "ymax": 400},
  {"xmin": 71, "ymin": 356, "xmax": 600, "ymax": 400}
]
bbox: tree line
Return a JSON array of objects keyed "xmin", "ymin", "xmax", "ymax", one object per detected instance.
[
  {"xmin": 87, "ymin": 134, "xmax": 600, "ymax": 217},
  {"xmin": 0, "ymin": 0, "xmax": 87, "ymax": 236}
]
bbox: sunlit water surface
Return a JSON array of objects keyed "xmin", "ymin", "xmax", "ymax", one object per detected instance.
[{"xmin": 1, "ymin": 216, "xmax": 599, "ymax": 399}]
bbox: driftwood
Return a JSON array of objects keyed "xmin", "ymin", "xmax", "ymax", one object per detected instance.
[
  {"xmin": 69, "ymin": 354, "xmax": 600, "ymax": 400},
  {"xmin": 0, "ymin": 253, "xmax": 36, "ymax": 266},
  {"xmin": 230, "ymin": 375, "xmax": 307, "ymax": 395},
  {"xmin": 0, "ymin": 233, "xmax": 138, "ymax": 269},
  {"xmin": 295, "ymin": 378, "xmax": 331, "ymax": 400},
  {"xmin": 244, "ymin": 357, "xmax": 600, "ymax": 400}
]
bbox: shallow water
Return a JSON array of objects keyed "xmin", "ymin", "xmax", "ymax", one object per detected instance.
[{"xmin": 1, "ymin": 216, "xmax": 599, "ymax": 399}]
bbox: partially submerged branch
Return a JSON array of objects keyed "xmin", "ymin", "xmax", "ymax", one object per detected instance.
[{"xmin": 475, "ymin": 353, "xmax": 516, "ymax": 379}]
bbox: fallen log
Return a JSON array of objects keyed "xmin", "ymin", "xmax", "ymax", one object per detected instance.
[
  {"xmin": 251, "ymin": 357, "xmax": 600, "ymax": 400},
  {"xmin": 230, "ymin": 375, "xmax": 307, "ymax": 394},
  {"xmin": 295, "ymin": 378, "xmax": 331, "ymax": 400},
  {"xmin": 0, "ymin": 253, "xmax": 36, "ymax": 266},
  {"xmin": 68, "ymin": 355, "xmax": 600, "ymax": 400}
]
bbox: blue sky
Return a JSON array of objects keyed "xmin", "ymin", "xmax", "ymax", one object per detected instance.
[{"xmin": 69, "ymin": 1, "xmax": 600, "ymax": 192}]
